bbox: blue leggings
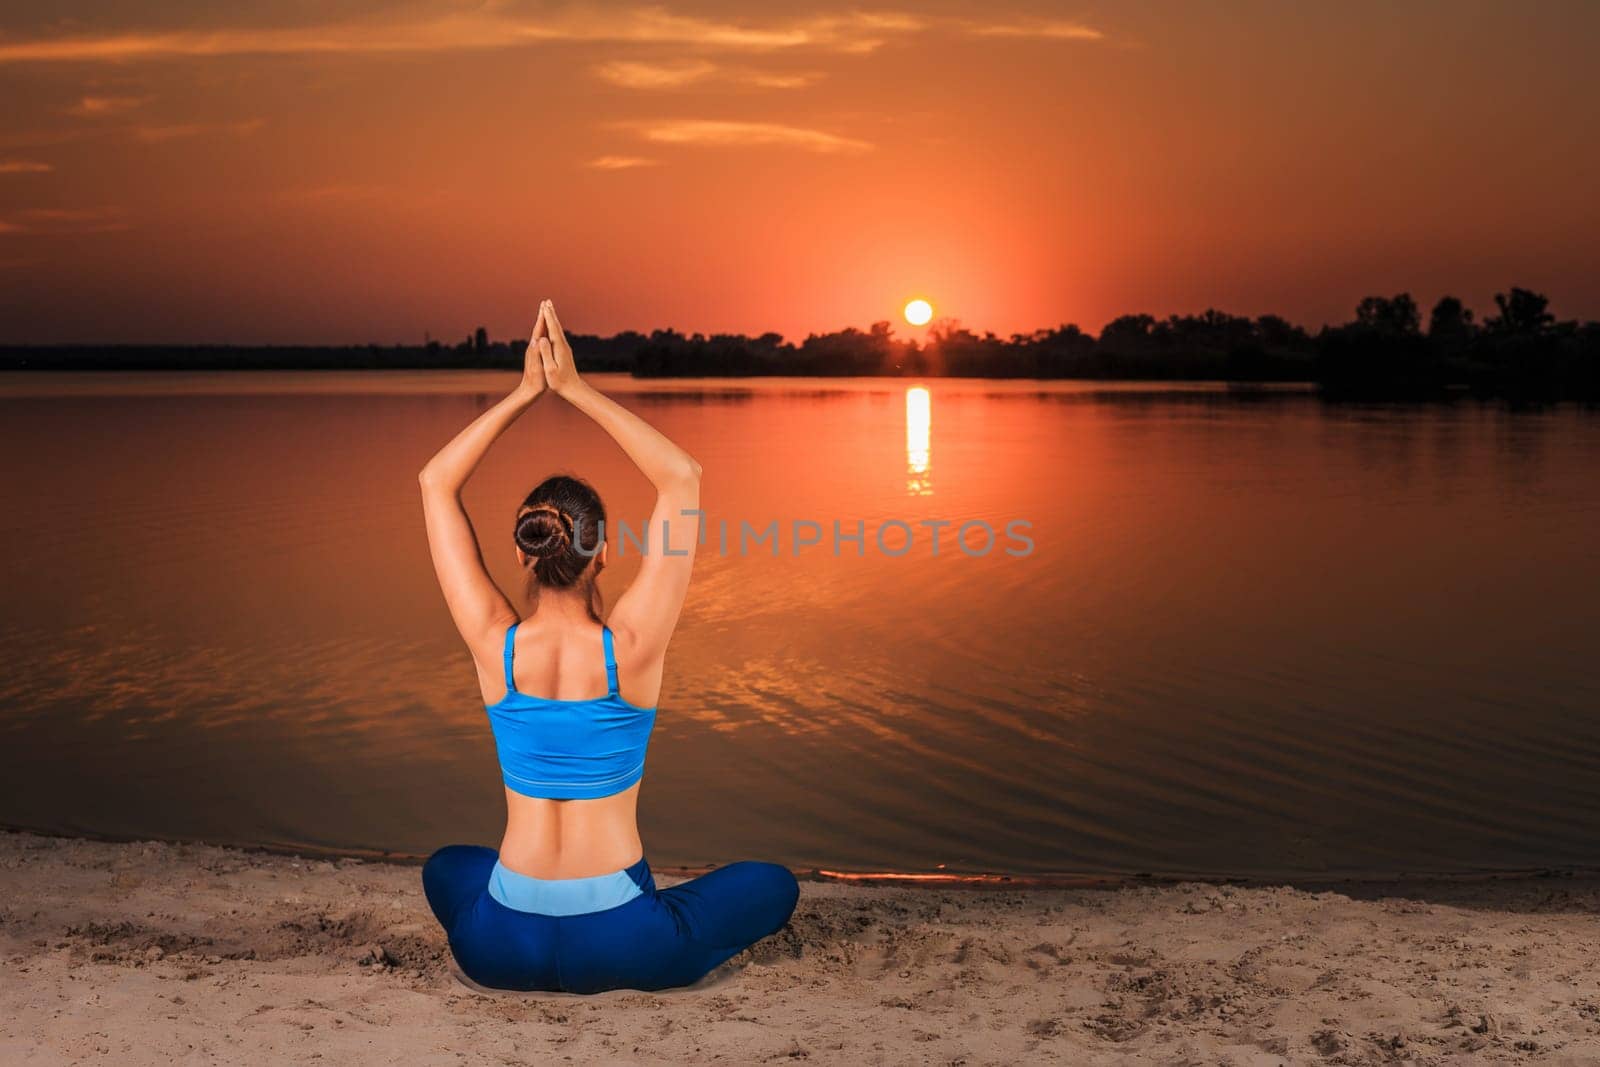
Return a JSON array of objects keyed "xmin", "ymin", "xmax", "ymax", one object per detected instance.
[{"xmin": 422, "ymin": 846, "xmax": 800, "ymax": 993}]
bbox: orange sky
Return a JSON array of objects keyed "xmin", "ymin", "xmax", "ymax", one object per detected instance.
[{"xmin": 1, "ymin": 1, "xmax": 1597, "ymax": 344}]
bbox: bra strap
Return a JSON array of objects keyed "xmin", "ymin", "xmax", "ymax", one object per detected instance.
[
  {"xmin": 502, "ymin": 621, "xmax": 520, "ymax": 694},
  {"xmin": 601, "ymin": 626, "xmax": 619, "ymax": 695}
]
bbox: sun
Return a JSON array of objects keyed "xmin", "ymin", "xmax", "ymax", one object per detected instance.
[{"xmin": 903, "ymin": 298, "xmax": 933, "ymax": 326}]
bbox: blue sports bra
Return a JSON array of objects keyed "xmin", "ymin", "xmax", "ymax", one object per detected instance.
[{"xmin": 485, "ymin": 621, "xmax": 657, "ymax": 801}]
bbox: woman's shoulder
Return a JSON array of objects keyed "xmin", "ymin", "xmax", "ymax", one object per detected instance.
[
  {"xmin": 603, "ymin": 617, "xmax": 669, "ymax": 679},
  {"xmin": 603, "ymin": 616, "xmax": 638, "ymax": 656},
  {"xmin": 467, "ymin": 611, "xmax": 521, "ymax": 682}
]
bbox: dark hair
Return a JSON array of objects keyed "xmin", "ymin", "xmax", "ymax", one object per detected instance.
[{"xmin": 514, "ymin": 475, "xmax": 606, "ymax": 614}]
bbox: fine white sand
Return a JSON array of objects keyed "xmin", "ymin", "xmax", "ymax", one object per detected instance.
[{"xmin": 4, "ymin": 831, "xmax": 1600, "ymax": 1064}]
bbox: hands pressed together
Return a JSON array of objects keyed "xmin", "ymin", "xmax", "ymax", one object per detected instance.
[{"xmin": 519, "ymin": 299, "xmax": 583, "ymax": 401}]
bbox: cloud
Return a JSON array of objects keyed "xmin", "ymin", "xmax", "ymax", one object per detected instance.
[
  {"xmin": 0, "ymin": 160, "xmax": 53, "ymax": 174},
  {"xmin": 586, "ymin": 155, "xmax": 661, "ymax": 170},
  {"xmin": 0, "ymin": 206, "xmax": 130, "ymax": 235},
  {"xmin": 594, "ymin": 59, "xmax": 823, "ymax": 91},
  {"xmin": 595, "ymin": 60, "xmax": 719, "ymax": 90},
  {"xmin": 0, "ymin": 8, "xmax": 933, "ymax": 64},
  {"xmin": 0, "ymin": 129, "xmax": 86, "ymax": 151},
  {"xmin": 132, "ymin": 118, "xmax": 265, "ymax": 143},
  {"xmin": 623, "ymin": 119, "xmax": 872, "ymax": 153},
  {"xmin": 965, "ymin": 19, "xmax": 1104, "ymax": 41},
  {"xmin": 742, "ymin": 71, "xmax": 823, "ymax": 90},
  {"xmin": 67, "ymin": 95, "xmax": 151, "ymax": 117}
]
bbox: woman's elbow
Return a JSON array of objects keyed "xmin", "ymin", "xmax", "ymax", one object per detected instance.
[
  {"xmin": 658, "ymin": 456, "xmax": 701, "ymax": 498},
  {"xmin": 665, "ymin": 451, "xmax": 704, "ymax": 489},
  {"xmin": 672, "ymin": 455, "xmax": 703, "ymax": 488},
  {"xmin": 418, "ymin": 465, "xmax": 453, "ymax": 493}
]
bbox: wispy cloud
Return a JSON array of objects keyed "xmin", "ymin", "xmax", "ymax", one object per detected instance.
[
  {"xmin": 742, "ymin": 71, "xmax": 823, "ymax": 89},
  {"xmin": 586, "ymin": 155, "xmax": 661, "ymax": 170},
  {"xmin": 131, "ymin": 118, "xmax": 264, "ymax": 143},
  {"xmin": 965, "ymin": 19, "xmax": 1104, "ymax": 41},
  {"xmin": 622, "ymin": 119, "xmax": 872, "ymax": 154},
  {"xmin": 594, "ymin": 59, "xmax": 823, "ymax": 91},
  {"xmin": 0, "ymin": 8, "xmax": 936, "ymax": 64},
  {"xmin": 0, "ymin": 129, "xmax": 86, "ymax": 151},
  {"xmin": 67, "ymin": 95, "xmax": 151, "ymax": 117},
  {"xmin": 0, "ymin": 160, "xmax": 53, "ymax": 175},
  {"xmin": 0, "ymin": 206, "xmax": 130, "ymax": 235},
  {"xmin": 595, "ymin": 60, "xmax": 719, "ymax": 90}
]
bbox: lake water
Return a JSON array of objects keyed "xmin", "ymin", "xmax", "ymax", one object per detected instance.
[{"xmin": 2, "ymin": 372, "xmax": 1597, "ymax": 880}]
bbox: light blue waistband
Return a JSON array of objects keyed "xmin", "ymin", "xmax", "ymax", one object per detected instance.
[{"xmin": 488, "ymin": 860, "xmax": 646, "ymax": 916}]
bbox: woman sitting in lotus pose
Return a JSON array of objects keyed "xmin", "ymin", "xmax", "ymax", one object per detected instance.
[{"xmin": 417, "ymin": 299, "xmax": 798, "ymax": 993}]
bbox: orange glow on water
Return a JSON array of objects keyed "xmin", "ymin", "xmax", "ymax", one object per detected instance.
[{"xmin": 905, "ymin": 386, "xmax": 931, "ymax": 495}]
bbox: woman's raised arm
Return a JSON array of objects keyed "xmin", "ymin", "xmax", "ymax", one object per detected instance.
[
  {"xmin": 537, "ymin": 300, "xmax": 701, "ymax": 666},
  {"xmin": 418, "ymin": 311, "xmax": 549, "ymax": 647}
]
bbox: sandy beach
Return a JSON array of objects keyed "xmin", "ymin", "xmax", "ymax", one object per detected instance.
[{"xmin": 3, "ymin": 833, "xmax": 1600, "ymax": 1064}]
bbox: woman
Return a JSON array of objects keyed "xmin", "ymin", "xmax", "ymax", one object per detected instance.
[{"xmin": 417, "ymin": 299, "xmax": 799, "ymax": 993}]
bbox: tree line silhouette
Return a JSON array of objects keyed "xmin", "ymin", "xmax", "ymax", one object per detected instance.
[{"xmin": 4, "ymin": 286, "xmax": 1596, "ymax": 401}]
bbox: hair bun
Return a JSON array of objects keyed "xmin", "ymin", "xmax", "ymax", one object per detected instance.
[
  {"xmin": 515, "ymin": 506, "xmax": 572, "ymax": 559},
  {"xmin": 515, "ymin": 475, "xmax": 605, "ymax": 592}
]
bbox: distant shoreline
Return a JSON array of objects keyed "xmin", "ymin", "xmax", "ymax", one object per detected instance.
[
  {"xmin": 3, "ymin": 286, "xmax": 1596, "ymax": 405},
  {"xmin": 0, "ymin": 368, "xmax": 1323, "ymax": 398},
  {"xmin": 2, "ymin": 362, "xmax": 1591, "ymax": 406},
  {"xmin": 0, "ymin": 340, "xmax": 1307, "ymax": 382}
]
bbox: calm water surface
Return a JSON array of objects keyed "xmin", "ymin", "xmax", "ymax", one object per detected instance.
[{"xmin": 2, "ymin": 372, "xmax": 1597, "ymax": 879}]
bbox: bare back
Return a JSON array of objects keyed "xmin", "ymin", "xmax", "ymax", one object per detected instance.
[
  {"xmin": 419, "ymin": 299, "xmax": 701, "ymax": 883},
  {"xmin": 470, "ymin": 611, "xmax": 665, "ymax": 879}
]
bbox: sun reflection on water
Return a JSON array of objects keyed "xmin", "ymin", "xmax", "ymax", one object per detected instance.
[{"xmin": 905, "ymin": 385, "xmax": 931, "ymax": 495}]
